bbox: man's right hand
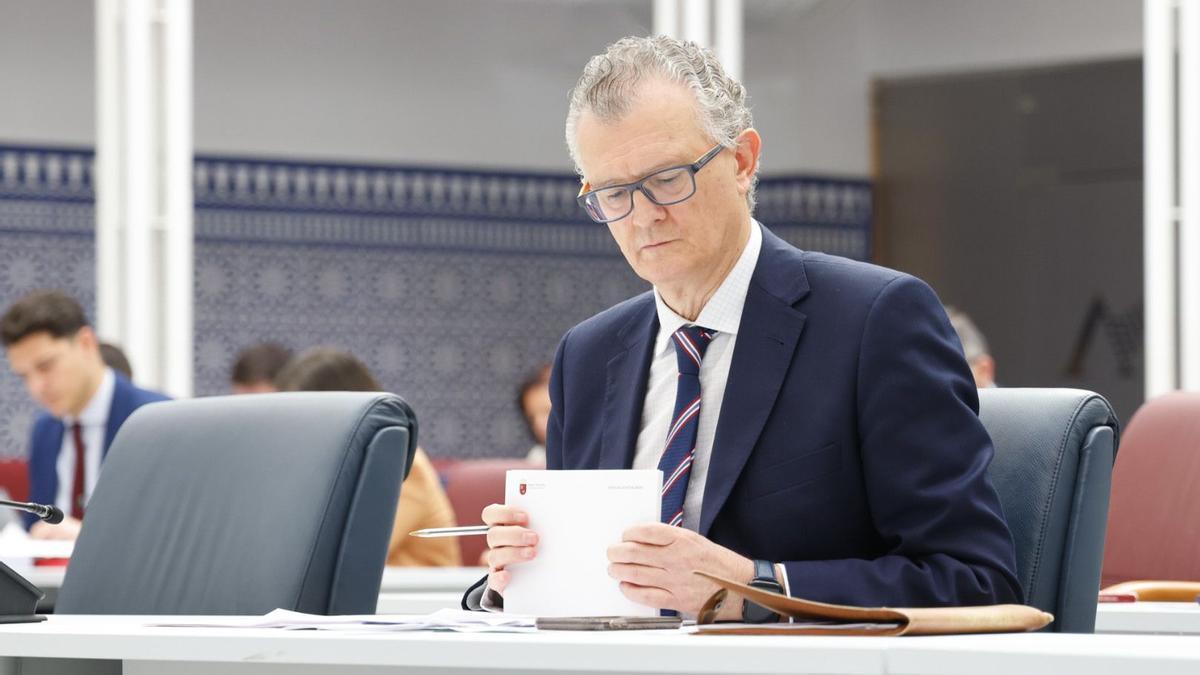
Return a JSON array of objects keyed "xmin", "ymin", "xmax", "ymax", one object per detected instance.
[
  {"xmin": 29, "ymin": 516, "xmax": 82, "ymax": 541},
  {"xmin": 482, "ymin": 503, "xmax": 538, "ymax": 596}
]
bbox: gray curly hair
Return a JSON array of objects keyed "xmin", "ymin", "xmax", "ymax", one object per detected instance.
[{"xmin": 565, "ymin": 35, "xmax": 757, "ymax": 211}]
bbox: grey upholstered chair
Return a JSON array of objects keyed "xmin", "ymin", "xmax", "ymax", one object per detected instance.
[
  {"xmin": 56, "ymin": 392, "xmax": 416, "ymax": 615},
  {"xmin": 979, "ymin": 388, "xmax": 1120, "ymax": 633}
]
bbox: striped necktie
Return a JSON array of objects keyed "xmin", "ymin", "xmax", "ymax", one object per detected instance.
[{"xmin": 658, "ymin": 325, "xmax": 716, "ymax": 527}]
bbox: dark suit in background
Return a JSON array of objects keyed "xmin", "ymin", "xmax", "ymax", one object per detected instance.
[
  {"xmin": 23, "ymin": 372, "xmax": 169, "ymax": 529},
  {"xmin": 546, "ymin": 225, "xmax": 1022, "ymax": 607}
]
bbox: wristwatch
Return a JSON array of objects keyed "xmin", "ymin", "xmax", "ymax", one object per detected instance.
[{"xmin": 743, "ymin": 559, "xmax": 784, "ymax": 623}]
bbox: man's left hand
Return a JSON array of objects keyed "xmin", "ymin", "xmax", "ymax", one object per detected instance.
[{"xmin": 607, "ymin": 523, "xmax": 754, "ymax": 618}]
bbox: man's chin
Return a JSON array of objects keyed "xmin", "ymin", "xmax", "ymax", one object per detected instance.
[{"xmin": 41, "ymin": 402, "xmax": 67, "ymax": 418}]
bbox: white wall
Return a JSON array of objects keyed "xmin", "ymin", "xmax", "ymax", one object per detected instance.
[
  {"xmin": 747, "ymin": 0, "xmax": 1143, "ymax": 176},
  {"xmin": 0, "ymin": 1, "xmax": 94, "ymax": 147},
  {"xmin": 0, "ymin": 0, "xmax": 1142, "ymax": 176},
  {"xmin": 194, "ymin": 0, "xmax": 650, "ymax": 170}
]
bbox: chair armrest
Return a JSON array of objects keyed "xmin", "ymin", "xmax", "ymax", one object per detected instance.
[{"xmin": 1100, "ymin": 580, "xmax": 1200, "ymax": 601}]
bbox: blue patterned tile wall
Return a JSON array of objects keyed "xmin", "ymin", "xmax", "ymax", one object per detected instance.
[{"xmin": 0, "ymin": 144, "xmax": 870, "ymax": 460}]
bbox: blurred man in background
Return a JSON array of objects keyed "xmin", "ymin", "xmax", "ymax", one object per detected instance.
[
  {"xmin": 230, "ymin": 342, "xmax": 292, "ymax": 394},
  {"xmin": 275, "ymin": 347, "xmax": 461, "ymax": 567},
  {"xmin": 519, "ymin": 364, "xmax": 551, "ymax": 466},
  {"xmin": 1, "ymin": 290, "xmax": 169, "ymax": 539}
]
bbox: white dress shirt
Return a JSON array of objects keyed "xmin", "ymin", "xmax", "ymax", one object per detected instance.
[
  {"xmin": 631, "ymin": 223, "xmax": 762, "ymax": 532},
  {"xmin": 56, "ymin": 367, "xmax": 115, "ymax": 513}
]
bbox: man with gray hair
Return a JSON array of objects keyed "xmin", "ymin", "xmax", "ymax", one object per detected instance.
[{"xmin": 470, "ymin": 36, "xmax": 1020, "ymax": 620}]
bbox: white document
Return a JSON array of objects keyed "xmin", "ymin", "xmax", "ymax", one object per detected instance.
[{"xmin": 503, "ymin": 469, "xmax": 661, "ymax": 617}]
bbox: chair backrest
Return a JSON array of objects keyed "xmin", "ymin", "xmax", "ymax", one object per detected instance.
[
  {"xmin": 978, "ymin": 388, "xmax": 1119, "ymax": 633},
  {"xmin": 1102, "ymin": 391, "xmax": 1200, "ymax": 587},
  {"xmin": 440, "ymin": 458, "xmax": 535, "ymax": 566},
  {"xmin": 56, "ymin": 392, "xmax": 416, "ymax": 615}
]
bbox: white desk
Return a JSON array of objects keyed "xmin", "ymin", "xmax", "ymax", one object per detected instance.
[
  {"xmin": 1095, "ymin": 602, "xmax": 1200, "ymax": 635},
  {"xmin": 884, "ymin": 632, "xmax": 1200, "ymax": 674},
  {"xmin": 21, "ymin": 567, "xmax": 66, "ymax": 591},
  {"xmin": 1, "ymin": 616, "xmax": 1200, "ymax": 675}
]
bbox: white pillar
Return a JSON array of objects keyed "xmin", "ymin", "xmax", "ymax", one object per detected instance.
[
  {"xmin": 714, "ymin": 0, "xmax": 743, "ymax": 82},
  {"xmin": 1181, "ymin": 0, "xmax": 1200, "ymax": 389},
  {"xmin": 681, "ymin": 0, "xmax": 711, "ymax": 47},
  {"xmin": 653, "ymin": 0, "xmax": 742, "ymax": 82},
  {"xmin": 95, "ymin": 0, "xmax": 193, "ymax": 397},
  {"xmin": 654, "ymin": 0, "xmax": 680, "ymax": 38},
  {"xmin": 1144, "ymin": 0, "xmax": 1179, "ymax": 398}
]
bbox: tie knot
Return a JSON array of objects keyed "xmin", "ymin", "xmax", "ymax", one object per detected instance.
[{"xmin": 671, "ymin": 325, "xmax": 716, "ymax": 375}]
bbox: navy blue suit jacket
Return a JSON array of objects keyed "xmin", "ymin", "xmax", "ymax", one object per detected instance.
[
  {"xmin": 23, "ymin": 372, "xmax": 169, "ymax": 529},
  {"xmin": 546, "ymin": 225, "xmax": 1022, "ymax": 607}
]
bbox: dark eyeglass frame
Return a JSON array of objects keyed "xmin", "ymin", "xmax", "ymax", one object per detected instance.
[{"xmin": 576, "ymin": 143, "xmax": 726, "ymax": 224}]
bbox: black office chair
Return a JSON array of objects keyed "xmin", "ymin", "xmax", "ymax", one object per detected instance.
[
  {"xmin": 979, "ymin": 388, "xmax": 1119, "ymax": 633},
  {"xmin": 56, "ymin": 392, "xmax": 416, "ymax": 615}
]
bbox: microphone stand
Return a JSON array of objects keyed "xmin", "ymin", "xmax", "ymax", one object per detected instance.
[{"xmin": 0, "ymin": 499, "xmax": 64, "ymax": 623}]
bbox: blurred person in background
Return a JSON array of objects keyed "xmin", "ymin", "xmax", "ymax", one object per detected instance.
[
  {"xmin": 519, "ymin": 364, "xmax": 551, "ymax": 466},
  {"xmin": 276, "ymin": 347, "xmax": 461, "ymax": 567},
  {"xmin": 230, "ymin": 342, "xmax": 292, "ymax": 394},
  {"xmin": 947, "ymin": 308, "xmax": 996, "ymax": 388},
  {"xmin": 1, "ymin": 290, "xmax": 169, "ymax": 540}
]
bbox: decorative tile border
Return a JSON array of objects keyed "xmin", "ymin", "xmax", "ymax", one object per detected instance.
[{"xmin": 0, "ymin": 143, "xmax": 871, "ymax": 459}]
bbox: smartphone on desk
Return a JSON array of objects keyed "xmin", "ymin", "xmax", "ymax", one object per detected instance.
[{"xmin": 535, "ymin": 616, "xmax": 683, "ymax": 631}]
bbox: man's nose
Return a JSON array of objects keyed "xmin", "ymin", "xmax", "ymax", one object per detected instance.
[{"xmin": 628, "ymin": 188, "xmax": 664, "ymax": 228}]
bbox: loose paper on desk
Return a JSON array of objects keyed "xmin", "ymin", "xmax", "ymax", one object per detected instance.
[{"xmin": 503, "ymin": 469, "xmax": 661, "ymax": 617}]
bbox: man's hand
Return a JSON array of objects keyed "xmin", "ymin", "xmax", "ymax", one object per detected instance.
[
  {"xmin": 29, "ymin": 516, "xmax": 82, "ymax": 541},
  {"xmin": 608, "ymin": 523, "xmax": 755, "ymax": 618},
  {"xmin": 481, "ymin": 504, "xmax": 539, "ymax": 596}
]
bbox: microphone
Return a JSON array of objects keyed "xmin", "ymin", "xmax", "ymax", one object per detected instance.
[{"xmin": 0, "ymin": 499, "xmax": 65, "ymax": 524}]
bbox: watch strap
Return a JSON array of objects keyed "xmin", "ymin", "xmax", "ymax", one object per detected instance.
[{"xmin": 743, "ymin": 559, "xmax": 783, "ymax": 623}]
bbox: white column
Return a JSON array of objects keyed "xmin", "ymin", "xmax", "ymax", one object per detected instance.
[
  {"xmin": 713, "ymin": 0, "xmax": 742, "ymax": 81},
  {"xmin": 654, "ymin": 0, "xmax": 680, "ymax": 38},
  {"xmin": 653, "ymin": 0, "xmax": 743, "ymax": 83},
  {"xmin": 1143, "ymin": 0, "xmax": 1178, "ymax": 398},
  {"xmin": 681, "ymin": 0, "xmax": 711, "ymax": 47},
  {"xmin": 1181, "ymin": 0, "xmax": 1200, "ymax": 389},
  {"xmin": 95, "ymin": 0, "xmax": 193, "ymax": 397}
]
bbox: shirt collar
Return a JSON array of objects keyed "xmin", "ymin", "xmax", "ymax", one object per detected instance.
[
  {"xmin": 65, "ymin": 368, "xmax": 116, "ymax": 427},
  {"xmin": 652, "ymin": 220, "xmax": 763, "ymax": 354}
]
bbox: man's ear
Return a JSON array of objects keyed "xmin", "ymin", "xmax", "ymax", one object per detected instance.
[
  {"xmin": 733, "ymin": 128, "xmax": 762, "ymax": 197},
  {"xmin": 74, "ymin": 325, "xmax": 100, "ymax": 354}
]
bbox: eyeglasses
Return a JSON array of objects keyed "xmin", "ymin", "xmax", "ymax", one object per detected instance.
[{"xmin": 576, "ymin": 143, "xmax": 725, "ymax": 224}]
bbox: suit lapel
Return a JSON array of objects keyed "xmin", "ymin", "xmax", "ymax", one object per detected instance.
[
  {"xmin": 699, "ymin": 228, "xmax": 810, "ymax": 536},
  {"xmin": 599, "ymin": 298, "xmax": 658, "ymax": 470}
]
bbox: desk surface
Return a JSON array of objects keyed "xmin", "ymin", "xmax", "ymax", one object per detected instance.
[
  {"xmin": 1095, "ymin": 601, "xmax": 1200, "ymax": 635},
  {"xmin": 1, "ymin": 616, "xmax": 1199, "ymax": 675}
]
